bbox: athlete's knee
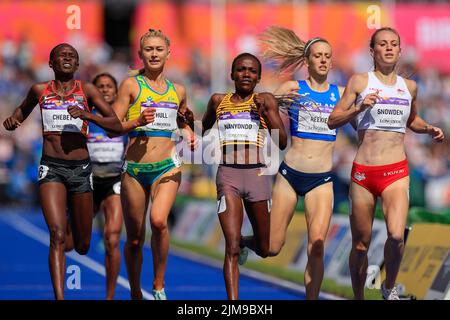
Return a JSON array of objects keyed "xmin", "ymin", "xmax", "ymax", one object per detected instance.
[
  {"xmin": 257, "ymin": 237, "xmax": 271, "ymax": 258},
  {"xmin": 75, "ymin": 241, "xmax": 90, "ymax": 255},
  {"xmin": 104, "ymin": 231, "xmax": 121, "ymax": 253},
  {"xmin": 225, "ymin": 240, "xmax": 241, "ymax": 257},
  {"xmin": 352, "ymin": 239, "xmax": 370, "ymax": 255},
  {"xmin": 256, "ymin": 241, "xmax": 270, "ymax": 258},
  {"xmin": 49, "ymin": 227, "xmax": 66, "ymax": 248},
  {"xmin": 150, "ymin": 216, "xmax": 168, "ymax": 234},
  {"xmin": 126, "ymin": 236, "xmax": 144, "ymax": 251},
  {"xmin": 308, "ymin": 238, "xmax": 325, "ymax": 258},
  {"xmin": 386, "ymin": 233, "xmax": 404, "ymax": 247},
  {"xmin": 269, "ymin": 240, "xmax": 285, "ymax": 257},
  {"xmin": 64, "ymin": 239, "xmax": 74, "ymax": 252},
  {"xmin": 268, "ymin": 239, "xmax": 285, "ymax": 256}
]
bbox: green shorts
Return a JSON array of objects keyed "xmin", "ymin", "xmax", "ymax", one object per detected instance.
[{"xmin": 124, "ymin": 153, "xmax": 182, "ymax": 188}]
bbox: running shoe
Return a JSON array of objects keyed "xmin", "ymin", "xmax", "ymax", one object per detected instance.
[
  {"xmin": 381, "ymin": 281, "xmax": 400, "ymax": 300},
  {"xmin": 152, "ymin": 288, "xmax": 167, "ymax": 300},
  {"xmin": 238, "ymin": 246, "xmax": 249, "ymax": 265}
]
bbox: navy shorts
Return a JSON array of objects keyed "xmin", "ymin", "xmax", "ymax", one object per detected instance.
[{"xmin": 278, "ymin": 161, "xmax": 334, "ymax": 196}]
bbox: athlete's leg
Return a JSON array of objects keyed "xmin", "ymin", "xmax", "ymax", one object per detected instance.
[
  {"xmin": 267, "ymin": 173, "xmax": 298, "ymax": 256},
  {"xmin": 348, "ymin": 182, "xmax": 376, "ymax": 300},
  {"xmin": 303, "ymin": 182, "xmax": 333, "ymax": 300},
  {"xmin": 380, "ymin": 176, "xmax": 409, "ymax": 290},
  {"xmin": 39, "ymin": 182, "xmax": 68, "ymax": 300},
  {"xmin": 69, "ymin": 192, "xmax": 94, "ymax": 255},
  {"xmin": 122, "ymin": 173, "xmax": 149, "ymax": 300},
  {"xmin": 218, "ymin": 194, "xmax": 244, "ymax": 300},
  {"xmin": 149, "ymin": 168, "xmax": 181, "ymax": 292},
  {"xmin": 65, "ymin": 216, "xmax": 74, "ymax": 252},
  {"xmin": 101, "ymin": 193, "xmax": 123, "ymax": 300},
  {"xmin": 243, "ymin": 200, "xmax": 270, "ymax": 258}
]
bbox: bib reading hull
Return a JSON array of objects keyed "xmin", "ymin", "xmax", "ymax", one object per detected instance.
[
  {"xmin": 126, "ymin": 75, "xmax": 180, "ymax": 138},
  {"xmin": 141, "ymin": 101, "xmax": 178, "ymax": 131}
]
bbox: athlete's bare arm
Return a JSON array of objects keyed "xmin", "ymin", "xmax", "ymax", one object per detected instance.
[
  {"xmin": 327, "ymin": 73, "xmax": 377, "ymax": 129},
  {"xmin": 202, "ymin": 93, "xmax": 224, "ymax": 135},
  {"xmin": 405, "ymin": 79, "xmax": 444, "ymax": 142},
  {"xmin": 69, "ymin": 82, "xmax": 122, "ymax": 134},
  {"xmin": 174, "ymin": 83, "xmax": 194, "ymax": 132},
  {"xmin": 174, "ymin": 82, "xmax": 197, "ymax": 150},
  {"xmin": 337, "ymin": 85, "xmax": 356, "ymax": 130},
  {"xmin": 108, "ymin": 77, "xmax": 155, "ymax": 137},
  {"xmin": 255, "ymin": 92, "xmax": 287, "ymax": 150},
  {"xmin": 3, "ymin": 83, "xmax": 45, "ymax": 130},
  {"xmin": 273, "ymin": 80, "xmax": 299, "ymax": 96},
  {"xmin": 174, "ymin": 83, "xmax": 193, "ymax": 128}
]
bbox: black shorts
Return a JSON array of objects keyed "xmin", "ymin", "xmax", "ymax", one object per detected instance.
[
  {"xmin": 38, "ymin": 155, "xmax": 93, "ymax": 194},
  {"xmin": 93, "ymin": 175, "xmax": 121, "ymax": 207}
]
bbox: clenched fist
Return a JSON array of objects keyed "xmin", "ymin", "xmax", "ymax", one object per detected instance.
[
  {"xmin": 254, "ymin": 94, "xmax": 267, "ymax": 116},
  {"xmin": 3, "ymin": 116, "xmax": 21, "ymax": 131},
  {"xmin": 137, "ymin": 107, "xmax": 156, "ymax": 126},
  {"xmin": 68, "ymin": 105, "xmax": 88, "ymax": 120}
]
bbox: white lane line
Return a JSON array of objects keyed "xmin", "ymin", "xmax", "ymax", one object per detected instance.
[
  {"xmin": 170, "ymin": 245, "xmax": 345, "ymax": 300},
  {"xmin": 0, "ymin": 213, "xmax": 153, "ymax": 300}
]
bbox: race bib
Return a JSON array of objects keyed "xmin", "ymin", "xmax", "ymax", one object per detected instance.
[
  {"xmin": 172, "ymin": 152, "xmax": 183, "ymax": 168},
  {"xmin": 42, "ymin": 102, "xmax": 84, "ymax": 133},
  {"xmin": 87, "ymin": 133, "xmax": 124, "ymax": 163},
  {"xmin": 113, "ymin": 181, "xmax": 121, "ymax": 195},
  {"xmin": 372, "ymin": 97, "xmax": 410, "ymax": 128},
  {"xmin": 140, "ymin": 101, "xmax": 178, "ymax": 131},
  {"xmin": 38, "ymin": 165, "xmax": 49, "ymax": 181},
  {"xmin": 297, "ymin": 105, "xmax": 336, "ymax": 135},
  {"xmin": 218, "ymin": 111, "xmax": 260, "ymax": 142}
]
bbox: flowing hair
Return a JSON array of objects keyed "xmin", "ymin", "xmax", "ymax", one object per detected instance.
[{"xmin": 259, "ymin": 26, "xmax": 328, "ymax": 75}]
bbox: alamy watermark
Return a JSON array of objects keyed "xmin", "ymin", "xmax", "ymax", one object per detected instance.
[
  {"xmin": 66, "ymin": 5, "xmax": 81, "ymax": 30},
  {"xmin": 366, "ymin": 5, "xmax": 381, "ymax": 30},
  {"xmin": 365, "ymin": 265, "xmax": 382, "ymax": 289},
  {"xmin": 66, "ymin": 265, "xmax": 81, "ymax": 290}
]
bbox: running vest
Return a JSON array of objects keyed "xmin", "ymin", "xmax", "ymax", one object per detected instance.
[
  {"xmin": 289, "ymin": 80, "xmax": 340, "ymax": 141},
  {"xmin": 216, "ymin": 93, "xmax": 267, "ymax": 148},
  {"xmin": 87, "ymin": 108, "xmax": 126, "ymax": 164},
  {"xmin": 126, "ymin": 75, "xmax": 180, "ymax": 138},
  {"xmin": 355, "ymin": 72, "xmax": 412, "ymax": 133},
  {"xmin": 38, "ymin": 80, "xmax": 90, "ymax": 136}
]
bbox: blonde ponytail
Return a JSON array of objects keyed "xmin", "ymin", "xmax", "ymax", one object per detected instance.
[{"xmin": 259, "ymin": 26, "xmax": 328, "ymax": 74}]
